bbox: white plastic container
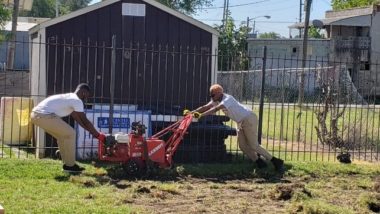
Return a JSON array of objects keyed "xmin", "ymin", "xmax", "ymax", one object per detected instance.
[{"xmin": 115, "ymin": 132, "xmax": 129, "ymax": 144}]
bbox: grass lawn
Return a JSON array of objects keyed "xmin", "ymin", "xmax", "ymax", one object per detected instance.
[
  {"xmin": 1, "ymin": 158, "xmax": 380, "ymax": 213},
  {"xmin": 223, "ymin": 105, "xmax": 380, "ymax": 161},
  {"xmin": 254, "ymin": 105, "xmax": 380, "ymax": 144}
]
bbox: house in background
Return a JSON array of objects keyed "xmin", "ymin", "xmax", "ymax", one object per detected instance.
[
  {"xmin": 247, "ymin": 4, "xmax": 380, "ymax": 99},
  {"xmin": 292, "ymin": 4, "xmax": 380, "ymax": 98},
  {"xmin": 290, "ymin": 5, "xmax": 380, "ymax": 73},
  {"xmin": 0, "ymin": 17, "xmax": 49, "ymax": 71},
  {"xmin": 247, "ymin": 38, "xmax": 330, "ymax": 69}
]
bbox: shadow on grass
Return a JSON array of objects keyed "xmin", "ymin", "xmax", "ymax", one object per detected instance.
[
  {"xmin": 53, "ymin": 152, "xmax": 292, "ymax": 186},
  {"xmin": 62, "ymin": 158, "xmax": 292, "ymax": 186},
  {"xmin": 54, "ymin": 174, "xmax": 71, "ymax": 182}
]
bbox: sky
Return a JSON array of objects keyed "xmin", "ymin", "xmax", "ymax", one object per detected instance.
[{"xmin": 90, "ymin": 0, "xmax": 332, "ymax": 38}]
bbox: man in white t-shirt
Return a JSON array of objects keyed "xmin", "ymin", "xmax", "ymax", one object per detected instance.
[
  {"xmin": 31, "ymin": 83, "xmax": 106, "ymax": 173},
  {"xmin": 191, "ymin": 84, "xmax": 284, "ymax": 172}
]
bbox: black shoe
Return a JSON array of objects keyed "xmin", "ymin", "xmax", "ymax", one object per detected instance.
[
  {"xmin": 271, "ymin": 157, "xmax": 285, "ymax": 172},
  {"xmin": 63, "ymin": 164, "xmax": 85, "ymax": 174},
  {"xmin": 255, "ymin": 158, "xmax": 268, "ymax": 169}
]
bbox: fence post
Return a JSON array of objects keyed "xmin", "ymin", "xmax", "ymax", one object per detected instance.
[
  {"xmin": 109, "ymin": 35, "xmax": 116, "ymax": 134},
  {"xmin": 258, "ymin": 46, "xmax": 267, "ymax": 144}
]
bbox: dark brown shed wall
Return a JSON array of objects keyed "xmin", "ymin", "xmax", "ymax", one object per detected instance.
[{"xmin": 45, "ymin": 0, "xmax": 213, "ymax": 113}]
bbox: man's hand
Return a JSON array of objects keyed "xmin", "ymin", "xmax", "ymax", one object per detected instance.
[
  {"xmin": 183, "ymin": 109, "xmax": 191, "ymax": 116},
  {"xmin": 193, "ymin": 112, "xmax": 202, "ymax": 119},
  {"xmin": 96, "ymin": 133, "xmax": 106, "ymax": 143}
]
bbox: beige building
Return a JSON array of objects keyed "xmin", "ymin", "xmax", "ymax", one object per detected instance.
[
  {"xmin": 247, "ymin": 4, "xmax": 380, "ymax": 98},
  {"xmin": 320, "ymin": 5, "xmax": 380, "ymax": 97}
]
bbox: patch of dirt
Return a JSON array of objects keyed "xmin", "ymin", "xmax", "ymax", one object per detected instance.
[
  {"xmin": 127, "ymin": 177, "xmax": 297, "ymax": 213},
  {"xmin": 84, "ymin": 193, "xmax": 96, "ymax": 199},
  {"xmin": 135, "ymin": 185, "xmax": 151, "ymax": 194},
  {"xmin": 369, "ymin": 194, "xmax": 380, "ymax": 212},
  {"xmin": 268, "ymin": 183, "xmax": 306, "ymax": 201},
  {"xmin": 368, "ymin": 202, "xmax": 380, "ymax": 213},
  {"xmin": 115, "ymin": 182, "xmax": 132, "ymax": 189},
  {"xmin": 374, "ymin": 181, "xmax": 380, "ymax": 193}
]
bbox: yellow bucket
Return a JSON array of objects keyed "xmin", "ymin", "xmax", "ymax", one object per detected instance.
[{"xmin": 0, "ymin": 97, "xmax": 33, "ymax": 145}]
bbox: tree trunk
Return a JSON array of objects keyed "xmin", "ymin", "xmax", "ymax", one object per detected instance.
[{"xmin": 6, "ymin": 0, "xmax": 20, "ymax": 71}]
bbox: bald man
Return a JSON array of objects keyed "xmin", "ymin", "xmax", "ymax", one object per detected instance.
[{"xmin": 191, "ymin": 84, "xmax": 284, "ymax": 172}]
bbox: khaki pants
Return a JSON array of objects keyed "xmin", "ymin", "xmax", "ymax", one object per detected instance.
[
  {"xmin": 237, "ymin": 113, "xmax": 273, "ymax": 161},
  {"xmin": 31, "ymin": 112, "xmax": 76, "ymax": 166}
]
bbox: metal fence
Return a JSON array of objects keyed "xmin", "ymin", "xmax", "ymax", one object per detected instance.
[{"xmin": 1, "ymin": 38, "xmax": 380, "ymax": 163}]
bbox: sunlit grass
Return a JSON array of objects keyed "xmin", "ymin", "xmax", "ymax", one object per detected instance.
[
  {"xmin": 1, "ymin": 159, "xmax": 380, "ymax": 213},
  {"xmin": 222, "ymin": 105, "xmax": 380, "ymax": 159}
]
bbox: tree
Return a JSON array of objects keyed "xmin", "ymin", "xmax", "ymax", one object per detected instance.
[
  {"xmin": 156, "ymin": 0, "xmax": 212, "ymax": 15},
  {"xmin": 0, "ymin": 3, "xmax": 11, "ymax": 41},
  {"xmin": 216, "ymin": 15, "xmax": 249, "ymax": 71},
  {"xmin": 20, "ymin": 0, "xmax": 91, "ymax": 18},
  {"xmin": 258, "ymin": 32, "xmax": 281, "ymax": 39},
  {"xmin": 61, "ymin": 0, "xmax": 91, "ymax": 11},
  {"xmin": 308, "ymin": 26, "xmax": 324, "ymax": 39},
  {"xmin": 0, "ymin": 3, "xmax": 10, "ymax": 28},
  {"xmin": 332, "ymin": 0, "xmax": 380, "ymax": 10},
  {"xmin": 20, "ymin": 0, "xmax": 55, "ymax": 18},
  {"xmin": 314, "ymin": 66, "xmax": 351, "ymax": 163}
]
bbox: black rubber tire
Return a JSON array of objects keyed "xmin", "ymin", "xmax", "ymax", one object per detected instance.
[{"xmin": 122, "ymin": 159, "xmax": 143, "ymax": 175}]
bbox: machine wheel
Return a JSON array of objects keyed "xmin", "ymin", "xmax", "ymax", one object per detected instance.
[
  {"xmin": 123, "ymin": 159, "xmax": 143, "ymax": 176},
  {"xmin": 145, "ymin": 162, "xmax": 160, "ymax": 176}
]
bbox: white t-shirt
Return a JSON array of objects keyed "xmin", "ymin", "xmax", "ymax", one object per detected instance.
[
  {"xmin": 210, "ymin": 93, "xmax": 251, "ymax": 123},
  {"xmin": 32, "ymin": 93, "xmax": 84, "ymax": 117}
]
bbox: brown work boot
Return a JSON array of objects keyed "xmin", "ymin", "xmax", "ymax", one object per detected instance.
[{"xmin": 271, "ymin": 157, "xmax": 285, "ymax": 172}]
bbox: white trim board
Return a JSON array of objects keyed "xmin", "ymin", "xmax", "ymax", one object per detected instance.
[{"xmin": 29, "ymin": 0, "xmax": 218, "ymax": 36}]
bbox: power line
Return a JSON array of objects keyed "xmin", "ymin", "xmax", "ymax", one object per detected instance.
[
  {"xmin": 196, "ymin": 0, "xmax": 270, "ymax": 10},
  {"xmin": 198, "ymin": 19, "xmax": 295, "ymax": 24},
  {"xmin": 241, "ymin": 5, "xmax": 300, "ymax": 15}
]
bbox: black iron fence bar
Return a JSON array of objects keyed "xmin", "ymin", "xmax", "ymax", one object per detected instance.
[
  {"xmin": 257, "ymin": 46, "xmax": 266, "ymax": 145},
  {"xmin": 109, "ymin": 35, "xmax": 116, "ymax": 133}
]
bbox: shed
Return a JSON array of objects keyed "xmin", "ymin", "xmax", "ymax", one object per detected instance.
[
  {"xmin": 28, "ymin": 0, "xmax": 220, "ymax": 158},
  {"xmin": 29, "ymin": 0, "xmax": 218, "ymax": 110}
]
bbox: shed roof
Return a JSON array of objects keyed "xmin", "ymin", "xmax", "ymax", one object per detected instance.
[
  {"xmin": 289, "ymin": 14, "xmax": 372, "ymax": 29},
  {"xmin": 29, "ymin": 0, "xmax": 218, "ymax": 35},
  {"xmin": 288, "ymin": 4, "xmax": 376, "ymax": 29}
]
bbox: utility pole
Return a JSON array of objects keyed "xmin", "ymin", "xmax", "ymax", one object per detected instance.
[
  {"xmin": 226, "ymin": 0, "xmax": 229, "ymax": 17},
  {"xmin": 222, "ymin": 0, "xmax": 227, "ymax": 27},
  {"xmin": 298, "ymin": 0, "xmax": 312, "ymax": 107},
  {"xmin": 253, "ymin": 20, "xmax": 256, "ymax": 36},
  {"xmin": 299, "ymin": 0, "xmax": 303, "ymax": 37},
  {"xmin": 7, "ymin": 0, "xmax": 20, "ymax": 71},
  {"xmin": 56, "ymin": 0, "xmax": 59, "ymax": 17},
  {"xmin": 296, "ymin": 0, "xmax": 312, "ymax": 142},
  {"xmin": 225, "ymin": 0, "xmax": 229, "ymax": 24}
]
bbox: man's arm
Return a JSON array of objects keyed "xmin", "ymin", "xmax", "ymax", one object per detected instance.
[
  {"xmin": 193, "ymin": 102, "xmax": 214, "ymax": 113},
  {"xmin": 200, "ymin": 103, "xmax": 225, "ymax": 117},
  {"xmin": 71, "ymin": 111, "xmax": 100, "ymax": 137}
]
